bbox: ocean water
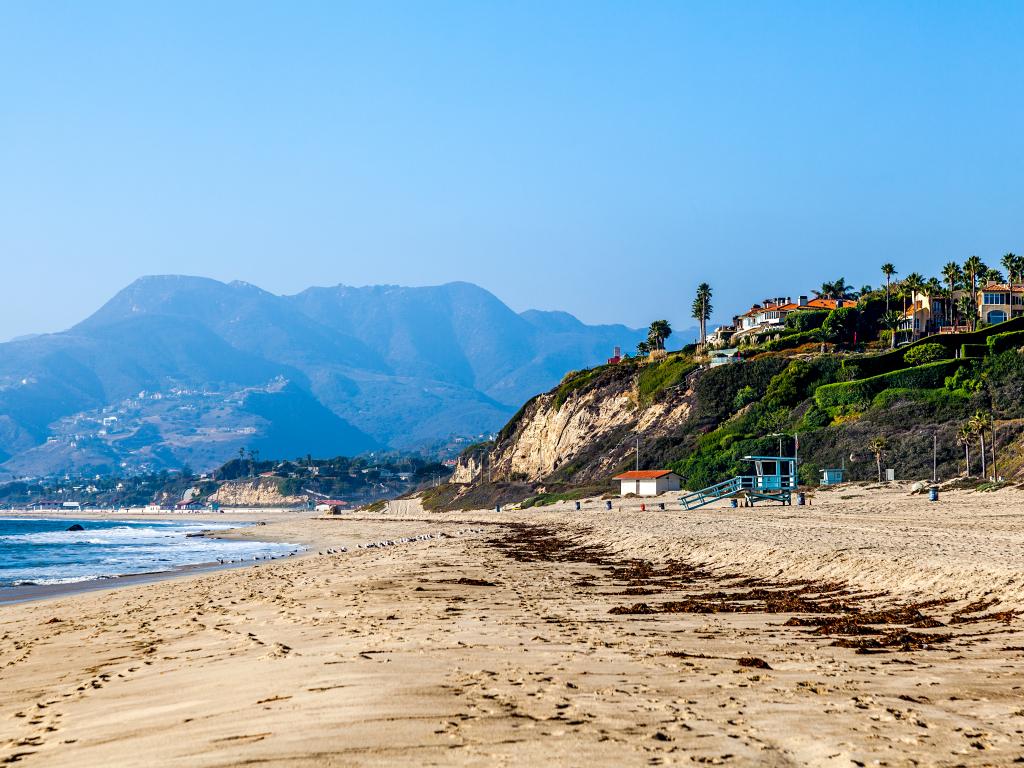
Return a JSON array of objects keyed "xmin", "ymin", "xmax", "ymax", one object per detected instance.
[{"xmin": 0, "ymin": 518, "xmax": 302, "ymax": 587}]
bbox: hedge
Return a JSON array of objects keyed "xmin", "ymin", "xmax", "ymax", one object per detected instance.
[
  {"xmin": 762, "ymin": 329, "xmax": 822, "ymax": 352},
  {"xmin": 960, "ymin": 343, "xmax": 988, "ymax": 358},
  {"xmin": 814, "ymin": 359, "xmax": 967, "ymax": 410},
  {"xmin": 987, "ymin": 330, "xmax": 1024, "ymax": 355},
  {"xmin": 846, "ymin": 315, "xmax": 1024, "ymax": 379}
]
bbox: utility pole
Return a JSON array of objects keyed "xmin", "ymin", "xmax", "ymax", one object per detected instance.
[
  {"xmin": 932, "ymin": 432, "xmax": 937, "ymax": 484},
  {"xmin": 635, "ymin": 437, "xmax": 640, "ymax": 472}
]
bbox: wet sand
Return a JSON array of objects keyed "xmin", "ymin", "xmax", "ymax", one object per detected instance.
[{"xmin": 2, "ymin": 487, "xmax": 1024, "ymax": 765}]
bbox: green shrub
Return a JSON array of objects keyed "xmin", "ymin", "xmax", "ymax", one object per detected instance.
[
  {"xmin": 821, "ymin": 307, "xmax": 859, "ymax": 344},
  {"xmin": 762, "ymin": 329, "xmax": 821, "ymax": 351},
  {"xmin": 733, "ymin": 385, "xmax": 757, "ymax": 410},
  {"xmin": 636, "ymin": 354, "xmax": 696, "ymax": 407},
  {"xmin": 903, "ymin": 343, "xmax": 945, "ymax": 366},
  {"xmin": 814, "ymin": 359, "xmax": 966, "ymax": 411},
  {"xmin": 987, "ymin": 330, "xmax": 1024, "ymax": 355},
  {"xmin": 960, "ymin": 343, "xmax": 988, "ymax": 358},
  {"xmin": 785, "ymin": 309, "xmax": 830, "ymax": 332}
]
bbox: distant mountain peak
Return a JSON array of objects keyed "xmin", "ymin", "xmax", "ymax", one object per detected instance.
[{"xmin": 0, "ymin": 275, "xmax": 648, "ymax": 476}]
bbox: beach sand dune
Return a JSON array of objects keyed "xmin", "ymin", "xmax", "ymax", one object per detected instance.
[{"xmin": 2, "ymin": 487, "xmax": 1024, "ymax": 765}]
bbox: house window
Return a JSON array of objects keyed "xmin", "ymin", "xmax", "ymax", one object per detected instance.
[
  {"xmin": 983, "ymin": 293, "xmax": 1009, "ymax": 305},
  {"xmin": 987, "ymin": 310, "xmax": 1008, "ymax": 324}
]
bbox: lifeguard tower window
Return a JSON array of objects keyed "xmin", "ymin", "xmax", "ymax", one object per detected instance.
[{"xmin": 759, "ymin": 461, "xmax": 777, "ymax": 477}]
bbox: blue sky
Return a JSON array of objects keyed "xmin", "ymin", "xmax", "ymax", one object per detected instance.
[{"xmin": 1, "ymin": 1, "xmax": 1022, "ymax": 340}]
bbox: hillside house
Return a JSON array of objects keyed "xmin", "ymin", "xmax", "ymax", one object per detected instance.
[
  {"xmin": 906, "ymin": 282, "xmax": 1020, "ymax": 337},
  {"xmin": 732, "ymin": 296, "xmax": 855, "ymax": 340},
  {"xmin": 613, "ymin": 470, "xmax": 681, "ymax": 497}
]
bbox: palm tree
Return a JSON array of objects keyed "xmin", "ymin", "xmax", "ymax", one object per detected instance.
[
  {"xmin": 1006, "ymin": 253, "xmax": 1024, "ymax": 318},
  {"xmin": 1001, "ymin": 252, "xmax": 1018, "ymax": 284},
  {"xmin": 814, "ymin": 278, "xmax": 854, "ymax": 301},
  {"xmin": 957, "ymin": 295, "xmax": 976, "ymax": 332},
  {"xmin": 957, "ymin": 423, "xmax": 973, "ymax": 476},
  {"xmin": 880, "ymin": 310, "xmax": 902, "ymax": 349},
  {"xmin": 941, "ymin": 262, "xmax": 963, "ymax": 328},
  {"xmin": 869, "ymin": 436, "xmax": 888, "ymax": 483},
  {"xmin": 881, "ymin": 263, "xmax": 897, "ymax": 313},
  {"xmin": 636, "ymin": 340, "xmax": 650, "ymax": 357},
  {"xmin": 985, "ymin": 267, "xmax": 1004, "ymax": 284},
  {"xmin": 691, "ymin": 283, "xmax": 713, "ymax": 344},
  {"xmin": 647, "ymin": 320, "xmax": 672, "ymax": 351},
  {"xmin": 970, "ymin": 410, "xmax": 993, "ymax": 480},
  {"xmin": 963, "ymin": 255, "xmax": 985, "ymax": 329}
]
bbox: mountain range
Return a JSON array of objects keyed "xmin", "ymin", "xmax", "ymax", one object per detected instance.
[{"xmin": 0, "ymin": 276, "xmax": 676, "ymax": 477}]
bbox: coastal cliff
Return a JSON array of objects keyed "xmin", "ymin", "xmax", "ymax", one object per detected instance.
[
  {"xmin": 208, "ymin": 478, "xmax": 307, "ymax": 508},
  {"xmin": 435, "ymin": 341, "xmax": 1024, "ymax": 510},
  {"xmin": 452, "ymin": 355, "xmax": 698, "ymax": 486}
]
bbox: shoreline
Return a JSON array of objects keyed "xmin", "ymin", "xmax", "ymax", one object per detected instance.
[{"xmin": 0, "ymin": 512, "xmax": 315, "ymax": 605}]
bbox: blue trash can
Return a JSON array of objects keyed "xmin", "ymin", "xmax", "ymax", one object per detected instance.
[
  {"xmin": 730, "ymin": 498, "xmax": 738, "ymax": 508},
  {"xmin": 797, "ymin": 492, "xmax": 806, "ymax": 506},
  {"xmin": 495, "ymin": 504, "xmax": 501, "ymax": 513},
  {"xmin": 575, "ymin": 500, "xmax": 581, "ymax": 511},
  {"xmin": 929, "ymin": 487, "xmax": 939, "ymax": 502},
  {"xmin": 606, "ymin": 500, "xmax": 613, "ymax": 510}
]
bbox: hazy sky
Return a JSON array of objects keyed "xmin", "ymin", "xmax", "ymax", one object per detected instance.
[{"xmin": 2, "ymin": 2, "xmax": 1022, "ymax": 340}]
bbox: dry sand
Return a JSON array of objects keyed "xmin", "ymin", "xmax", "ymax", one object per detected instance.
[{"xmin": 2, "ymin": 486, "xmax": 1024, "ymax": 766}]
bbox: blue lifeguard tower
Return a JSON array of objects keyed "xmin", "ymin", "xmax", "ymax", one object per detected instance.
[{"xmin": 679, "ymin": 455, "xmax": 797, "ymax": 509}]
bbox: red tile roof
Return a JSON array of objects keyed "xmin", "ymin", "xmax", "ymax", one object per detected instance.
[{"xmin": 613, "ymin": 470, "xmax": 676, "ymax": 480}]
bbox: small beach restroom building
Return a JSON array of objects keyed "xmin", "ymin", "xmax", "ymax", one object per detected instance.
[{"xmin": 613, "ymin": 470, "xmax": 681, "ymax": 497}]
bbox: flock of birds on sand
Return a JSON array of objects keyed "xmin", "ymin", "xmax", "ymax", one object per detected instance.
[{"xmin": 213, "ymin": 528, "xmax": 486, "ymax": 566}]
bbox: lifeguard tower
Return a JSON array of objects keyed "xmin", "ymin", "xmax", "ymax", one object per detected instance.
[{"xmin": 679, "ymin": 455, "xmax": 797, "ymax": 510}]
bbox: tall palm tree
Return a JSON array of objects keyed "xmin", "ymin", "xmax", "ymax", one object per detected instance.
[
  {"xmin": 941, "ymin": 261, "xmax": 963, "ymax": 328},
  {"xmin": 813, "ymin": 277, "xmax": 854, "ymax": 301},
  {"xmin": 963, "ymin": 255, "xmax": 985, "ymax": 330},
  {"xmin": 1001, "ymin": 252, "xmax": 1018, "ymax": 285},
  {"xmin": 957, "ymin": 295, "xmax": 976, "ymax": 332},
  {"xmin": 636, "ymin": 340, "xmax": 650, "ymax": 357},
  {"xmin": 869, "ymin": 436, "xmax": 888, "ymax": 483},
  {"xmin": 1009, "ymin": 253, "xmax": 1024, "ymax": 318},
  {"xmin": 970, "ymin": 410, "xmax": 992, "ymax": 480},
  {"xmin": 691, "ymin": 284, "xmax": 712, "ymax": 344},
  {"xmin": 957, "ymin": 423, "xmax": 973, "ymax": 476},
  {"xmin": 881, "ymin": 263, "xmax": 897, "ymax": 313}
]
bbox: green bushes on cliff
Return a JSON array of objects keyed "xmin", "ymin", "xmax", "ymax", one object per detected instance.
[
  {"xmin": 785, "ymin": 309, "xmax": 830, "ymax": 332},
  {"xmin": 987, "ymin": 330, "xmax": 1024, "ymax": 355},
  {"xmin": 904, "ymin": 343, "xmax": 945, "ymax": 366},
  {"xmin": 814, "ymin": 359, "xmax": 965, "ymax": 411},
  {"xmin": 636, "ymin": 354, "xmax": 697, "ymax": 406}
]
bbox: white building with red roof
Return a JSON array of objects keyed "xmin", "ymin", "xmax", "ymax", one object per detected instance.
[{"xmin": 612, "ymin": 470, "xmax": 681, "ymax": 497}]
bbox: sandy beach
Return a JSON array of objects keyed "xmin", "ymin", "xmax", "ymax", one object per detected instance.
[{"xmin": 3, "ymin": 486, "xmax": 1024, "ymax": 766}]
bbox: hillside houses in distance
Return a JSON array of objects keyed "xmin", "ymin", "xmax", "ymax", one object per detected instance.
[{"xmin": 707, "ymin": 294, "xmax": 856, "ymax": 348}]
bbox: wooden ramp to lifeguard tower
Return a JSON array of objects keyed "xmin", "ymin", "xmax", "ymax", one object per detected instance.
[{"xmin": 679, "ymin": 456, "xmax": 797, "ymax": 510}]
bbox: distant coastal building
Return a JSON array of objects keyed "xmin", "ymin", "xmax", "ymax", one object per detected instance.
[
  {"xmin": 315, "ymin": 499, "xmax": 348, "ymax": 514},
  {"xmin": 613, "ymin": 470, "xmax": 681, "ymax": 497},
  {"xmin": 708, "ymin": 348, "xmax": 741, "ymax": 368}
]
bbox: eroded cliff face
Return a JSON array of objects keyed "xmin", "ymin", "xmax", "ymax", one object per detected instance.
[
  {"xmin": 209, "ymin": 479, "xmax": 307, "ymax": 507},
  {"xmin": 455, "ymin": 364, "xmax": 696, "ymax": 485}
]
